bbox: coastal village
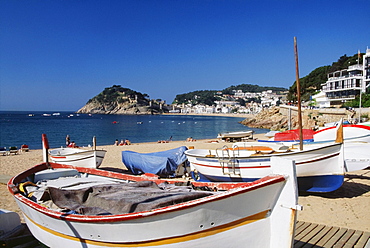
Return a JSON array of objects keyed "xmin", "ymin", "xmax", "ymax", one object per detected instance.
[
  {"xmin": 2, "ymin": 0, "xmax": 370, "ymax": 247},
  {"xmin": 171, "ymin": 47, "xmax": 370, "ymax": 129},
  {"xmin": 77, "ymin": 47, "xmax": 370, "ymax": 131}
]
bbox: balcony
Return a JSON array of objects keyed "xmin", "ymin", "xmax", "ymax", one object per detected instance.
[{"xmin": 348, "ymin": 64, "xmax": 363, "ymax": 71}]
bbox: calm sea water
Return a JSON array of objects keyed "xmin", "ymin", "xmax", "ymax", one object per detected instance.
[{"xmin": 0, "ymin": 111, "xmax": 267, "ymax": 149}]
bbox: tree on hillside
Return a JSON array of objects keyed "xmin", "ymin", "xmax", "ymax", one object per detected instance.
[
  {"xmin": 222, "ymin": 84, "xmax": 286, "ymax": 94},
  {"xmin": 343, "ymin": 93, "xmax": 370, "ymax": 108},
  {"xmin": 87, "ymin": 85, "xmax": 149, "ymax": 105},
  {"xmin": 174, "ymin": 84, "xmax": 287, "ymax": 105},
  {"xmin": 287, "ymin": 66, "xmax": 330, "ymax": 102},
  {"xmin": 174, "ymin": 90, "xmax": 220, "ymax": 105}
]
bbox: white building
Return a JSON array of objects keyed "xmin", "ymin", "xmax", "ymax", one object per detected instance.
[
  {"xmin": 364, "ymin": 48, "xmax": 370, "ymax": 92},
  {"xmin": 321, "ymin": 47, "xmax": 370, "ymax": 106},
  {"xmin": 311, "ymin": 91, "xmax": 330, "ymax": 108}
]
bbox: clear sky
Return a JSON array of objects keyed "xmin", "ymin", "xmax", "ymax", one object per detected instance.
[{"xmin": 1, "ymin": 0, "xmax": 369, "ymax": 111}]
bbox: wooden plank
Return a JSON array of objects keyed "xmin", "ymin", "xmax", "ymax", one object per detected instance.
[
  {"xmin": 333, "ymin": 229, "xmax": 355, "ymax": 248},
  {"xmin": 314, "ymin": 226, "xmax": 340, "ymax": 247},
  {"xmin": 323, "ymin": 227, "xmax": 347, "ymax": 248},
  {"xmin": 295, "ymin": 221, "xmax": 305, "ymax": 230},
  {"xmin": 354, "ymin": 231, "xmax": 370, "ymax": 248},
  {"xmin": 301, "ymin": 225, "xmax": 332, "ymax": 248},
  {"xmin": 295, "ymin": 223, "xmax": 318, "ymax": 242},
  {"xmin": 343, "ymin": 230, "xmax": 363, "ymax": 248},
  {"xmin": 294, "ymin": 222, "xmax": 370, "ymax": 248},
  {"xmin": 295, "ymin": 222, "xmax": 313, "ymax": 237},
  {"xmin": 298, "ymin": 224, "xmax": 326, "ymax": 246}
]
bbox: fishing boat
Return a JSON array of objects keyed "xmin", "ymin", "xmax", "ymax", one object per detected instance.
[
  {"xmin": 7, "ymin": 155, "xmax": 301, "ymax": 247},
  {"xmin": 314, "ymin": 124, "xmax": 370, "ymax": 143},
  {"xmin": 185, "ymin": 140, "xmax": 344, "ymax": 192},
  {"xmin": 263, "ymin": 125, "xmax": 370, "ymax": 143},
  {"xmin": 271, "ymin": 129, "xmax": 314, "ymax": 142},
  {"xmin": 217, "ymin": 130, "xmax": 254, "ymax": 139},
  {"xmin": 259, "ymin": 125, "xmax": 370, "ymax": 172},
  {"xmin": 46, "ymin": 135, "xmax": 107, "ymax": 168}
]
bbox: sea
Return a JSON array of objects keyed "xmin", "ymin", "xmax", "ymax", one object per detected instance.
[{"xmin": 0, "ymin": 111, "xmax": 268, "ymax": 149}]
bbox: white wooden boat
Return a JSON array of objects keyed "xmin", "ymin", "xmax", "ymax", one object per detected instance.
[
  {"xmin": 7, "ymin": 157, "xmax": 300, "ymax": 248},
  {"xmin": 48, "ymin": 148, "xmax": 107, "ymax": 168},
  {"xmin": 294, "ymin": 124, "xmax": 370, "ymax": 172},
  {"xmin": 314, "ymin": 124, "xmax": 370, "ymax": 143},
  {"xmin": 217, "ymin": 130, "xmax": 254, "ymax": 139},
  {"xmin": 185, "ymin": 140, "xmax": 344, "ymax": 193},
  {"xmin": 294, "ymin": 141, "xmax": 370, "ymax": 173},
  {"xmin": 259, "ymin": 125, "xmax": 370, "ymax": 172},
  {"xmin": 262, "ymin": 125, "xmax": 370, "ymax": 143},
  {"xmin": 45, "ymin": 135, "xmax": 107, "ymax": 168}
]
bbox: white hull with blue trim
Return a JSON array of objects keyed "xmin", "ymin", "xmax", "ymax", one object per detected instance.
[{"xmin": 185, "ymin": 142, "xmax": 344, "ymax": 192}]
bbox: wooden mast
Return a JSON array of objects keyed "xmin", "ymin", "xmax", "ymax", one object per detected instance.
[{"xmin": 294, "ymin": 37, "xmax": 303, "ymax": 150}]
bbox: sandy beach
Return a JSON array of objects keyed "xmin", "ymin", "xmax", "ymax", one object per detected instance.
[{"xmin": 1, "ymin": 134, "xmax": 369, "ymax": 232}]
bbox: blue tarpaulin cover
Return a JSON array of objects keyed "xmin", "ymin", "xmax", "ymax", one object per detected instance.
[{"xmin": 122, "ymin": 146, "xmax": 188, "ymax": 177}]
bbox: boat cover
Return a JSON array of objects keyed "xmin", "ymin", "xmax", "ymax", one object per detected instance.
[
  {"xmin": 42, "ymin": 181, "xmax": 215, "ymax": 215},
  {"xmin": 122, "ymin": 146, "xmax": 188, "ymax": 177},
  {"xmin": 274, "ymin": 129, "xmax": 314, "ymax": 142}
]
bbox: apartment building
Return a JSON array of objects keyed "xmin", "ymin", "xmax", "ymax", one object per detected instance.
[{"xmin": 321, "ymin": 47, "xmax": 370, "ymax": 107}]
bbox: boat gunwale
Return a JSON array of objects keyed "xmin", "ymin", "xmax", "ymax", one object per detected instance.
[
  {"xmin": 8, "ymin": 162, "xmax": 286, "ymax": 223},
  {"xmin": 48, "ymin": 148, "xmax": 107, "ymax": 157},
  {"xmin": 314, "ymin": 124, "xmax": 370, "ymax": 135},
  {"xmin": 184, "ymin": 142, "xmax": 342, "ymax": 159}
]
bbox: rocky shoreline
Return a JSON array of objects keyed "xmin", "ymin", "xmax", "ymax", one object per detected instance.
[{"xmin": 239, "ymin": 106, "xmax": 357, "ymax": 131}]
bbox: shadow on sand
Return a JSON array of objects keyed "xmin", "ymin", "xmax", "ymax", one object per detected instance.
[{"xmin": 299, "ymin": 169, "xmax": 370, "ymax": 199}]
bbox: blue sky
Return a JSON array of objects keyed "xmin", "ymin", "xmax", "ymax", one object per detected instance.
[{"xmin": 1, "ymin": 0, "xmax": 369, "ymax": 111}]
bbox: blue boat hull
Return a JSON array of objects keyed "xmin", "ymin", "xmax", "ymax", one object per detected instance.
[{"xmin": 191, "ymin": 171, "xmax": 344, "ymax": 193}]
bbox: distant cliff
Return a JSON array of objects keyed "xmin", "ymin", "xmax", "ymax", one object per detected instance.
[
  {"xmin": 240, "ymin": 106, "xmax": 355, "ymax": 130},
  {"xmin": 76, "ymin": 85, "xmax": 167, "ymax": 114},
  {"xmin": 240, "ymin": 107, "xmax": 316, "ymax": 130}
]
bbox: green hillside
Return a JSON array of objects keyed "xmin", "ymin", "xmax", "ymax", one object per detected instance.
[{"xmin": 174, "ymin": 84, "xmax": 287, "ymax": 105}]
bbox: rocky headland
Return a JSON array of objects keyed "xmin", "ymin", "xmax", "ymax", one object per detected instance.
[
  {"xmin": 240, "ymin": 106, "xmax": 356, "ymax": 131},
  {"xmin": 76, "ymin": 85, "xmax": 168, "ymax": 115}
]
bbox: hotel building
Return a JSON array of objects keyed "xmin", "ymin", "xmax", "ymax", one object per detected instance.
[{"xmin": 321, "ymin": 47, "xmax": 370, "ymax": 107}]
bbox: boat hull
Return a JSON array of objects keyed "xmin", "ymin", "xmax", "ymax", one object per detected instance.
[
  {"xmin": 49, "ymin": 148, "xmax": 106, "ymax": 168},
  {"xmin": 217, "ymin": 131, "xmax": 253, "ymax": 139},
  {"xmin": 8, "ymin": 161, "xmax": 299, "ymax": 248},
  {"xmin": 314, "ymin": 124, "xmax": 370, "ymax": 143},
  {"xmin": 186, "ymin": 143, "xmax": 344, "ymax": 192}
]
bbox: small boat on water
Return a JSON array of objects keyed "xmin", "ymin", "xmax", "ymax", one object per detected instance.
[
  {"xmin": 217, "ymin": 130, "xmax": 254, "ymax": 139},
  {"xmin": 7, "ymin": 156, "xmax": 301, "ymax": 247},
  {"xmin": 45, "ymin": 135, "xmax": 107, "ymax": 168}
]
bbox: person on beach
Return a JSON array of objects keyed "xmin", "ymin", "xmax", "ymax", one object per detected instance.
[
  {"xmin": 114, "ymin": 139, "xmax": 119, "ymax": 146},
  {"xmin": 125, "ymin": 139, "xmax": 131, "ymax": 145},
  {"xmin": 119, "ymin": 140, "xmax": 125, "ymax": 146},
  {"xmin": 66, "ymin": 135, "xmax": 70, "ymax": 146}
]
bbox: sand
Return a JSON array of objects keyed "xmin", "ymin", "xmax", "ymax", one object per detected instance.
[{"xmin": 0, "ymin": 135, "xmax": 369, "ymax": 232}]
